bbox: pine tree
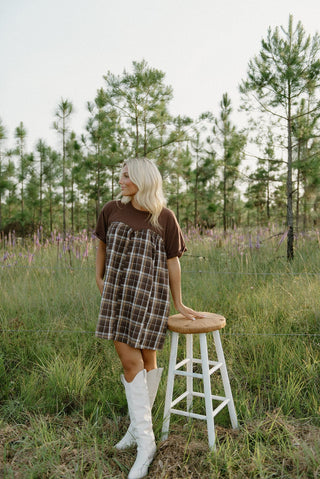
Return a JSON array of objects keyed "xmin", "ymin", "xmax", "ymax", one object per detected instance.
[
  {"xmin": 44, "ymin": 147, "xmax": 61, "ymax": 232},
  {"xmin": 53, "ymin": 98, "xmax": 73, "ymax": 237},
  {"xmin": 35, "ymin": 139, "xmax": 48, "ymax": 232},
  {"xmin": 240, "ymin": 15, "xmax": 320, "ymax": 259},
  {"xmin": 102, "ymin": 59, "xmax": 177, "ymax": 165},
  {"xmin": 212, "ymin": 94, "xmax": 246, "ymax": 232},
  {"xmin": 292, "ymin": 97, "xmax": 320, "ymax": 230},
  {"xmin": 85, "ymin": 89, "xmax": 125, "ymax": 220},
  {"xmin": 14, "ymin": 122, "xmax": 33, "ymax": 237},
  {"xmin": 246, "ymin": 127, "xmax": 283, "ymax": 225}
]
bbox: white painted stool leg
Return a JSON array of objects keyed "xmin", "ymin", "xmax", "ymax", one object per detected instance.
[
  {"xmin": 162, "ymin": 331, "xmax": 179, "ymax": 440},
  {"xmin": 199, "ymin": 333, "xmax": 216, "ymax": 450},
  {"xmin": 213, "ymin": 331, "xmax": 238, "ymax": 429},
  {"xmin": 186, "ymin": 333, "xmax": 193, "ymax": 412}
]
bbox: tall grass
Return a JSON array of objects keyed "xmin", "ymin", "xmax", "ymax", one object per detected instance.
[{"xmin": 0, "ymin": 227, "xmax": 319, "ymax": 477}]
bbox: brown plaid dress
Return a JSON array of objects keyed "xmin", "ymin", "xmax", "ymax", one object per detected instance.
[{"xmin": 95, "ymin": 201, "xmax": 186, "ymax": 350}]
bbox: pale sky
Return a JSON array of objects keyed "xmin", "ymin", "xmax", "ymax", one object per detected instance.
[{"xmin": 1, "ymin": 0, "xmax": 320, "ymax": 151}]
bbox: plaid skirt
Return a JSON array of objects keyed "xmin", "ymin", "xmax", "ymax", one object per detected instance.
[{"xmin": 96, "ymin": 222, "xmax": 170, "ymax": 350}]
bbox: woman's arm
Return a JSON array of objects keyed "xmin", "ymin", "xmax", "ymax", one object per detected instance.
[
  {"xmin": 96, "ymin": 240, "xmax": 106, "ymax": 295},
  {"xmin": 167, "ymin": 256, "xmax": 204, "ymax": 320}
]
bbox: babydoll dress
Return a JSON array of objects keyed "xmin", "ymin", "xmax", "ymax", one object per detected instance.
[{"xmin": 94, "ymin": 200, "xmax": 186, "ymax": 350}]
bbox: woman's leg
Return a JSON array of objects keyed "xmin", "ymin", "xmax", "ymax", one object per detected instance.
[
  {"xmin": 114, "ymin": 343, "xmax": 161, "ymax": 459},
  {"xmin": 114, "ymin": 341, "xmax": 144, "ymax": 382},
  {"xmin": 121, "ymin": 369, "xmax": 156, "ymax": 478},
  {"xmin": 114, "ymin": 342, "xmax": 157, "ymax": 477},
  {"xmin": 114, "ymin": 341, "xmax": 158, "ymax": 378},
  {"xmin": 141, "ymin": 348, "xmax": 157, "ymax": 371}
]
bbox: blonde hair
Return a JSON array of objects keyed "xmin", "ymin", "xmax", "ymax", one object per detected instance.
[{"xmin": 120, "ymin": 158, "xmax": 166, "ymax": 228}]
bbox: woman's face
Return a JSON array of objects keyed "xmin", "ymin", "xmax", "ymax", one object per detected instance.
[{"xmin": 119, "ymin": 165, "xmax": 139, "ymax": 196}]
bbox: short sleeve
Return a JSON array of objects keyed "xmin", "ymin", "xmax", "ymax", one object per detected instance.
[
  {"xmin": 164, "ymin": 210, "xmax": 187, "ymax": 259},
  {"xmin": 94, "ymin": 202, "xmax": 113, "ymax": 242}
]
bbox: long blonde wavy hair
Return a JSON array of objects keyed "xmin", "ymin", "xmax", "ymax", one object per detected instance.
[{"xmin": 120, "ymin": 158, "xmax": 166, "ymax": 228}]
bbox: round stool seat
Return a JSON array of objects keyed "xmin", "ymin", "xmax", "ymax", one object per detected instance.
[{"xmin": 167, "ymin": 312, "xmax": 226, "ymax": 334}]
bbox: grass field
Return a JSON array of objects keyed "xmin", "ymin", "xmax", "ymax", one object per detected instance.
[{"xmin": 0, "ymin": 227, "xmax": 319, "ymax": 478}]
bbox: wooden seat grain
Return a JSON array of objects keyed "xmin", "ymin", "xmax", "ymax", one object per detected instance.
[{"xmin": 168, "ymin": 312, "xmax": 226, "ymax": 334}]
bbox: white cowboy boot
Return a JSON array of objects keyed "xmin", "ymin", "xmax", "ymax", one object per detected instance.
[
  {"xmin": 115, "ymin": 368, "xmax": 163, "ymax": 450},
  {"xmin": 121, "ymin": 369, "xmax": 157, "ymax": 479}
]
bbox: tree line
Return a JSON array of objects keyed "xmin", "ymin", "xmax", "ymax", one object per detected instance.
[{"xmin": 1, "ymin": 15, "xmax": 320, "ymax": 260}]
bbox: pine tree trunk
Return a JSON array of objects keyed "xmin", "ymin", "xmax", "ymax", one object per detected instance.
[
  {"xmin": 286, "ymin": 99, "xmax": 294, "ymax": 261},
  {"xmin": 223, "ymin": 161, "xmax": 227, "ymax": 233},
  {"xmin": 62, "ymin": 118, "xmax": 66, "ymax": 238}
]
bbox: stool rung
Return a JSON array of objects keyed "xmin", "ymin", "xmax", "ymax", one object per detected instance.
[
  {"xmin": 170, "ymin": 408, "xmax": 207, "ymax": 421},
  {"xmin": 169, "ymin": 398, "xmax": 230, "ymax": 422},
  {"xmin": 173, "ymin": 361, "xmax": 223, "ymax": 379},
  {"xmin": 170, "ymin": 391, "xmax": 230, "ymax": 412},
  {"xmin": 174, "ymin": 370, "xmax": 203, "ymax": 379},
  {"xmin": 171, "ymin": 391, "xmax": 229, "ymax": 407},
  {"xmin": 170, "ymin": 391, "xmax": 189, "ymax": 408},
  {"xmin": 208, "ymin": 362, "xmax": 223, "ymax": 375},
  {"xmin": 211, "ymin": 399, "xmax": 230, "ymax": 418},
  {"xmin": 175, "ymin": 358, "xmax": 191, "ymax": 369},
  {"xmin": 192, "ymin": 391, "xmax": 229, "ymax": 402},
  {"xmin": 175, "ymin": 358, "xmax": 220, "ymax": 369},
  {"xmin": 189, "ymin": 394, "xmax": 231, "ymax": 418},
  {"xmin": 191, "ymin": 358, "xmax": 215, "ymax": 365}
]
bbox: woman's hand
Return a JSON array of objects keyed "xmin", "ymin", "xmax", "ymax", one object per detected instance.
[{"xmin": 175, "ymin": 303, "xmax": 205, "ymax": 321}]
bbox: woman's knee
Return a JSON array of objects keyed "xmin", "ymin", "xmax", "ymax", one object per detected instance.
[
  {"xmin": 124, "ymin": 355, "xmax": 144, "ymax": 373},
  {"xmin": 114, "ymin": 341, "xmax": 144, "ymax": 380}
]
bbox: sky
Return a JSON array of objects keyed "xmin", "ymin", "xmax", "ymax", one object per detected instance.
[{"xmin": 1, "ymin": 0, "xmax": 320, "ymax": 152}]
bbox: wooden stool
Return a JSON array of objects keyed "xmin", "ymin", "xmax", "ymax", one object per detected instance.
[{"xmin": 161, "ymin": 312, "xmax": 238, "ymax": 450}]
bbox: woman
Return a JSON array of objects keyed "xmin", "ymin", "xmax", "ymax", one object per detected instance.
[{"xmin": 95, "ymin": 158, "xmax": 203, "ymax": 479}]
